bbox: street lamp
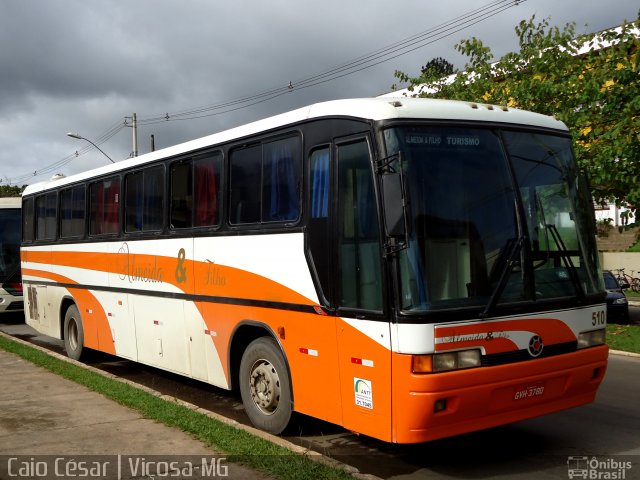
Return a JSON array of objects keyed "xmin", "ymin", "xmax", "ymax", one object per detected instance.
[{"xmin": 66, "ymin": 132, "xmax": 115, "ymax": 163}]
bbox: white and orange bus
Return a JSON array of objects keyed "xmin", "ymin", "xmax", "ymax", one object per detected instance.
[{"xmin": 21, "ymin": 98, "xmax": 608, "ymax": 443}]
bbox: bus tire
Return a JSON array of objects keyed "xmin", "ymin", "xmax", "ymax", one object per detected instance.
[
  {"xmin": 239, "ymin": 337, "xmax": 292, "ymax": 434},
  {"xmin": 63, "ymin": 305, "xmax": 85, "ymax": 361}
]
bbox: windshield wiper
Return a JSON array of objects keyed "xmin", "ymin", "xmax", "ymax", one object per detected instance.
[
  {"xmin": 545, "ymin": 223, "xmax": 586, "ymax": 302},
  {"xmin": 479, "ymin": 236, "xmax": 525, "ymax": 319}
]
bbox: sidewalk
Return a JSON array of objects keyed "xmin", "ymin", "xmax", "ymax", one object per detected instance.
[{"xmin": 0, "ymin": 348, "xmax": 269, "ymax": 479}]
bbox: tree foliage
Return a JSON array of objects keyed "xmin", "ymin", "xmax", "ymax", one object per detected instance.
[
  {"xmin": 394, "ymin": 16, "xmax": 640, "ymax": 209},
  {"xmin": 0, "ymin": 185, "xmax": 25, "ymax": 197},
  {"xmin": 420, "ymin": 57, "xmax": 456, "ymax": 78}
]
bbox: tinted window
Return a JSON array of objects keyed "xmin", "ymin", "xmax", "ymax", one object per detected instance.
[
  {"xmin": 310, "ymin": 148, "xmax": 330, "ymax": 219},
  {"xmin": 308, "ymin": 147, "xmax": 332, "ymax": 303},
  {"xmin": 170, "ymin": 153, "xmax": 222, "ymax": 229},
  {"xmin": 22, "ymin": 198, "xmax": 34, "ymax": 242},
  {"xmin": 125, "ymin": 166, "xmax": 164, "ymax": 232},
  {"xmin": 230, "ymin": 145, "xmax": 261, "ymax": 224},
  {"xmin": 230, "ymin": 136, "xmax": 300, "ymax": 225},
  {"xmin": 89, "ymin": 177, "xmax": 120, "ymax": 235},
  {"xmin": 194, "ymin": 154, "xmax": 221, "ymax": 227},
  {"xmin": 60, "ymin": 185, "xmax": 86, "ymax": 238},
  {"xmin": 36, "ymin": 193, "xmax": 56, "ymax": 241},
  {"xmin": 337, "ymin": 139, "xmax": 382, "ymax": 311},
  {"xmin": 170, "ymin": 160, "xmax": 192, "ymax": 229},
  {"xmin": 263, "ymin": 137, "xmax": 300, "ymax": 222}
]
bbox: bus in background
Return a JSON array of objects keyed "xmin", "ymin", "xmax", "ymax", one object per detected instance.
[
  {"xmin": 0, "ymin": 197, "xmax": 23, "ymax": 314},
  {"xmin": 20, "ymin": 98, "xmax": 608, "ymax": 443}
]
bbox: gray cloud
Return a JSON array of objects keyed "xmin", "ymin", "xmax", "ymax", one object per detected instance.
[{"xmin": 1, "ymin": 0, "xmax": 637, "ymax": 185}]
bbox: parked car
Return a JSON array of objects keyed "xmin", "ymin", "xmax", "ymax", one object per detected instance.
[{"xmin": 603, "ymin": 271, "xmax": 629, "ymax": 324}]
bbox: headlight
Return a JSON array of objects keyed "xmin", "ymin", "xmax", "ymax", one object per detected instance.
[
  {"xmin": 412, "ymin": 349, "xmax": 481, "ymax": 373},
  {"xmin": 613, "ymin": 297, "xmax": 628, "ymax": 305},
  {"xmin": 577, "ymin": 329, "xmax": 606, "ymax": 348}
]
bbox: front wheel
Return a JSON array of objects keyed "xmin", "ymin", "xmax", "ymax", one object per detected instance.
[
  {"xmin": 63, "ymin": 305, "xmax": 85, "ymax": 361},
  {"xmin": 239, "ymin": 337, "xmax": 292, "ymax": 434}
]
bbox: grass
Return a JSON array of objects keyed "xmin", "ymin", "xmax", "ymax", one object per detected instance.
[
  {"xmin": 627, "ymin": 242, "xmax": 640, "ymax": 252},
  {"xmin": 624, "ymin": 288, "xmax": 640, "ymax": 299},
  {"xmin": 0, "ymin": 335, "xmax": 353, "ymax": 480},
  {"xmin": 606, "ymin": 287, "xmax": 639, "ymax": 353},
  {"xmin": 606, "ymin": 324, "xmax": 640, "ymax": 354}
]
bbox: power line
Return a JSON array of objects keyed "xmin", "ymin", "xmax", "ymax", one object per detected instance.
[
  {"xmin": 8, "ymin": 120, "xmax": 126, "ymax": 185},
  {"xmin": 136, "ymin": 0, "xmax": 524, "ymax": 125}
]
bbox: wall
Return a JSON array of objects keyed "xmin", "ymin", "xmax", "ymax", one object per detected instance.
[{"xmin": 601, "ymin": 252, "xmax": 640, "ymax": 276}]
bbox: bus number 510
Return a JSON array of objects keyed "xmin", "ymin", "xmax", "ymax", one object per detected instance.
[{"xmin": 592, "ymin": 310, "xmax": 606, "ymax": 326}]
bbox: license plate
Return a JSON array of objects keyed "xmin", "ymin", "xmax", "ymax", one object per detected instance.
[{"xmin": 513, "ymin": 383, "xmax": 545, "ymax": 401}]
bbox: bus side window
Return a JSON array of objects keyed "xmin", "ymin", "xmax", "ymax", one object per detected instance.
[
  {"xmin": 230, "ymin": 137, "xmax": 301, "ymax": 225},
  {"xmin": 90, "ymin": 177, "xmax": 120, "ymax": 236},
  {"xmin": 194, "ymin": 153, "xmax": 221, "ymax": 227},
  {"xmin": 125, "ymin": 166, "xmax": 164, "ymax": 233},
  {"xmin": 22, "ymin": 197, "xmax": 35, "ymax": 243},
  {"xmin": 308, "ymin": 147, "xmax": 331, "ymax": 304},
  {"xmin": 170, "ymin": 160, "xmax": 193, "ymax": 229},
  {"xmin": 230, "ymin": 145, "xmax": 261, "ymax": 224},
  {"xmin": 35, "ymin": 192, "xmax": 57, "ymax": 241},
  {"xmin": 263, "ymin": 137, "xmax": 300, "ymax": 222},
  {"xmin": 60, "ymin": 185, "xmax": 86, "ymax": 239}
]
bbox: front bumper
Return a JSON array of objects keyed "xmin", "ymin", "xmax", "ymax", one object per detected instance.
[{"xmin": 391, "ymin": 345, "xmax": 608, "ymax": 443}]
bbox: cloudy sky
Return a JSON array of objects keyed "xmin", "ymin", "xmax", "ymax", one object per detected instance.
[{"xmin": 1, "ymin": 0, "xmax": 638, "ymax": 187}]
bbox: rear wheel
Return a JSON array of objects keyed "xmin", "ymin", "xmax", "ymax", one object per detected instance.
[
  {"xmin": 239, "ymin": 337, "xmax": 292, "ymax": 434},
  {"xmin": 63, "ymin": 305, "xmax": 85, "ymax": 361}
]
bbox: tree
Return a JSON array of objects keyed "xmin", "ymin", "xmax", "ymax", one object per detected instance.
[
  {"xmin": 394, "ymin": 16, "xmax": 640, "ymax": 210},
  {"xmin": 0, "ymin": 185, "xmax": 25, "ymax": 197},
  {"xmin": 420, "ymin": 57, "xmax": 456, "ymax": 78}
]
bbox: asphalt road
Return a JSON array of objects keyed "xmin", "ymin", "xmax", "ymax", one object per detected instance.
[{"xmin": 1, "ymin": 310, "xmax": 638, "ymax": 480}]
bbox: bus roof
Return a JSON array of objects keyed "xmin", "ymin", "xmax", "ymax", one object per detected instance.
[
  {"xmin": 23, "ymin": 97, "xmax": 567, "ymax": 196},
  {"xmin": 0, "ymin": 197, "xmax": 21, "ymax": 208}
]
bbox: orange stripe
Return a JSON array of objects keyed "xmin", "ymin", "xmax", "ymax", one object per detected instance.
[
  {"xmin": 22, "ymin": 268, "xmax": 116, "ymax": 355},
  {"xmin": 24, "ymin": 249, "xmax": 317, "ymax": 306}
]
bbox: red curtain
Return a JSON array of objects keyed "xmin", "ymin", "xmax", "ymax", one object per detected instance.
[{"xmin": 194, "ymin": 160, "xmax": 217, "ymax": 227}]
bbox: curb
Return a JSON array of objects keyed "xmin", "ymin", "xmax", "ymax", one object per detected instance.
[
  {"xmin": 609, "ymin": 349, "xmax": 640, "ymax": 358},
  {"xmin": 0, "ymin": 331, "xmax": 381, "ymax": 480}
]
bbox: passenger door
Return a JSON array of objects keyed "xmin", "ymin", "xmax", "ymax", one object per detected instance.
[{"xmin": 333, "ymin": 137, "xmax": 393, "ymax": 442}]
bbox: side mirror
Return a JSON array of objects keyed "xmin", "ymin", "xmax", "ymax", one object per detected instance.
[{"xmin": 381, "ymin": 173, "xmax": 406, "ymax": 238}]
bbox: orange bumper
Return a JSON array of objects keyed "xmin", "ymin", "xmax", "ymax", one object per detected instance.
[{"xmin": 391, "ymin": 345, "xmax": 608, "ymax": 444}]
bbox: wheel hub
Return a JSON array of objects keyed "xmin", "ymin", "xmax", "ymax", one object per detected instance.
[{"xmin": 249, "ymin": 360, "xmax": 281, "ymax": 414}]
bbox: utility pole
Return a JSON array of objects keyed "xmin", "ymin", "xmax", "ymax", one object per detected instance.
[{"xmin": 132, "ymin": 112, "xmax": 138, "ymax": 157}]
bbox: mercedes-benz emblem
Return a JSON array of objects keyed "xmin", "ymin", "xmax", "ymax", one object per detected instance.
[{"xmin": 528, "ymin": 335, "xmax": 544, "ymax": 357}]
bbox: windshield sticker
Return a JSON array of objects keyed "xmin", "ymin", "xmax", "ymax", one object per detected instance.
[
  {"xmin": 446, "ymin": 135, "xmax": 481, "ymax": 147},
  {"xmin": 405, "ymin": 134, "xmax": 442, "ymax": 145},
  {"xmin": 403, "ymin": 134, "xmax": 481, "ymax": 147},
  {"xmin": 354, "ymin": 377, "xmax": 373, "ymax": 410}
]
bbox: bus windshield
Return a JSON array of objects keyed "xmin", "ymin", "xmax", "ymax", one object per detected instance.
[{"xmin": 383, "ymin": 126, "xmax": 603, "ymax": 314}]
